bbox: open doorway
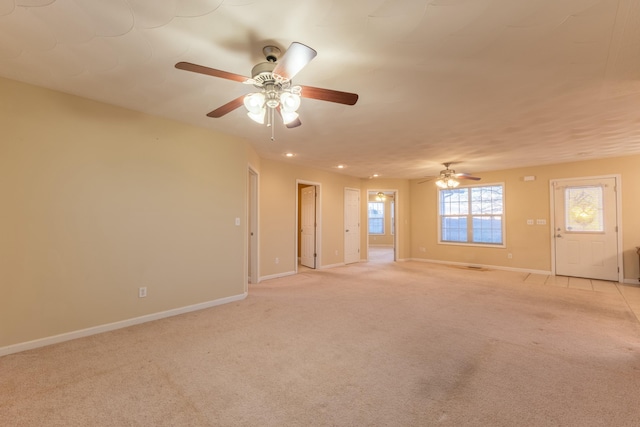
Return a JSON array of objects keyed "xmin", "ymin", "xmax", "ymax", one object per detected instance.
[
  {"xmin": 367, "ymin": 190, "xmax": 397, "ymax": 262},
  {"xmin": 296, "ymin": 181, "xmax": 321, "ymax": 271}
]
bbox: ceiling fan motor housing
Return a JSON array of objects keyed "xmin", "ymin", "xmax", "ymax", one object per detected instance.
[{"xmin": 250, "ymin": 62, "xmax": 280, "ymax": 88}]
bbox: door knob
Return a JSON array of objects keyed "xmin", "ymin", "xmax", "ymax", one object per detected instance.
[
  {"xmin": 346, "ymin": 229, "xmax": 349, "ymax": 232},
  {"xmin": 556, "ymin": 234, "xmax": 562, "ymax": 238}
]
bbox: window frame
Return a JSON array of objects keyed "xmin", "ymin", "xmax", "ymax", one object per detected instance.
[{"xmin": 437, "ymin": 182, "xmax": 506, "ymax": 248}]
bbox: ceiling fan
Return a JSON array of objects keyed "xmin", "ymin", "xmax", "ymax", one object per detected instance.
[
  {"xmin": 419, "ymin": 163, "xmax": 481, "ymax": 188},
  {"xmin": 175, "ymin": 42, "xmax": 358, "ymax": 136}
]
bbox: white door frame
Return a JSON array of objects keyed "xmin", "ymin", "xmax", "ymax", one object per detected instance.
[
  {"xmin": 300, "ymin": 185, "xmax": 317, "ymax": 268},
  {"xmin": 247, "ymin": 166, "xmax": 259, "ymax": 287},
  {"xmin": 367, "ymin": 189, "xmax": 399, "ymax": 261},
  {"xmin": 295, "ymin": 180, "xmax": 321, "ymax": 272},
  {"xmin": 344, "ymin": 187, "xmax": 361, "ymax": 264},
  {"xmin": 549, "ymin": 175, "xmax": 623, "ymax": 282}
]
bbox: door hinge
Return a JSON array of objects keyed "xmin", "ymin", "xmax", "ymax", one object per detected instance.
[{"xmin": 314, "ymin": 253, "xmax": 317, "ymax": 257}]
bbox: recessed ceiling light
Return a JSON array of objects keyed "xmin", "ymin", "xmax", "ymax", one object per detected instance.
[
  {"xmin": 371, "ymin": 174, "xmax": 380, "ymax": 178},
  {"xmin": 284, "ymin": 152, "xmax": 296, "ymax": 157},
  {"xmin": 336, "ymin": 164, "xmax": 346, "ymax": 169}
]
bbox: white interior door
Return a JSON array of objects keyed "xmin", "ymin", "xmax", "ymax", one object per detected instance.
[
  {"xmin": 344, "ymin": 188, "xmax": 360, "ymax": 264},
  {"xmin": 553, "ymin": 177, "xmax": 619, "ymax": 281},
  {"xmin": 300, "ymin": 185, "xmax": 316, "ymax": 268}
]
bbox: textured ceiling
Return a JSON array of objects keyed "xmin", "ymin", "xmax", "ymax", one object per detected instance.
[{"xmin": 2, "ymin": 0, "xmax": 640, "ymax": 179}]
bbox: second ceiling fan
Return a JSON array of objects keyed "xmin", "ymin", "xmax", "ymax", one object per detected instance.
[
  {"xmin": 175, "ymin": 42, "xmax": 358, "ymax": 132},
  {"xmin": 419, "ymin": 163, "xmax": 481, "ymax": 188}
]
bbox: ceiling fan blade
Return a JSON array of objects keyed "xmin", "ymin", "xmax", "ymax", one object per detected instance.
[
  {"xmin": 417, "ymin": 176, "xmax": 436, "ymax": 184},
  {"xmin": 273, "ymin": 42, "xmax": 317, "ymax": 80},
  {"xmin": 455, "ymin": 173, "xmax": 481, "ymax": 180},
  {"xmin": 299, "ymin": 85, "xmax": 359, "ymax": 105},
  {"xmin": 176, "ymin": 62, "xmax": 249, "ymax": 83},
  {"xmin": 206, "ymin": 96, "xmax": 245, "ymax": 118}
]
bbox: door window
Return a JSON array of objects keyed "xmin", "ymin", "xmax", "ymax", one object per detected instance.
[{"xmin": 565, "ymin": 186, "xmax": 604, "ymax": 233}]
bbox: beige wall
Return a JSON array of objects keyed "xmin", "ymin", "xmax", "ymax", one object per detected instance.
[
  {"xmin": 4, "ymin": 76, "xmax": 640, "ymax": 351},
  {"xmin": 0, "ymin": 78, "xmax": 256, "ymax": 348},
  {"xmin": 258, "ymin": 165, "xmax": 414, "ymax": 275},
  {"xmin": 410, "ymin": 155, "xmax": 640, "ymax": 281},
  {"xmin": 259, "ymin": 159, "xmax": 362, "ymax": 277}
]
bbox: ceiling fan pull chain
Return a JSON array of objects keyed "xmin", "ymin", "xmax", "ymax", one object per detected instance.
[{"xmin": 270, "ymin": 108, "xmax": 275, "ymax": 141}]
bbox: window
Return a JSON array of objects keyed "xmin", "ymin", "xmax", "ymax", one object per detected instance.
[
  {"xmin": 439, "ymin": 184, "xmax": 504, "ymax": 245},
  {"xmin": 368, "ymin": 202, "xmax": 384, "ymax": 234}
]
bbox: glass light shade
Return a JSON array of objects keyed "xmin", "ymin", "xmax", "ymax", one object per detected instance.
[
  {"xmin": 436, "ymin": 178, "xmax": 459, "ymax": 188},
  {"xmin": 280, "ymin": 92, "xmax": 301, "ymax": 112},
  {"xmin": 247, "ymin": 109, "xmax": 265, "ymax": 124},
  {"xmin": 244, "ymin": 93, "xmax": 265, "ymax": 114},
  {"xmin": 281, "ymin": 110, "xmax": 299, "ymax": 125}
]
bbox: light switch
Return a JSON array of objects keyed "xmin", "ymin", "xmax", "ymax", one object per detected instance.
[
  {"xmin": 527, "ymin": 219, "xmax": 534, "ymax": 225},
  {"xmin": 536, "ymin": 219, "xmax": 546, "ymax": 225},
  {"xmin": 235, "ymin": 217, "xmax": 240, "ymax": 226}
]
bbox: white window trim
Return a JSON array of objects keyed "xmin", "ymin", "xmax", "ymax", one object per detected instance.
[{"xmin": 437, "ymin": 182, "xmax": 506, "ymax": 248}]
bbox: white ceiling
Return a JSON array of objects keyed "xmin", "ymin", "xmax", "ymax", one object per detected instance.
[{"xmin": 2, "ymin": 0, "xmax": 640, "ymax": 179}]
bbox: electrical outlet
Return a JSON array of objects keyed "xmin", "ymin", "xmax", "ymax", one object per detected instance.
[
  {"xmin": 275, "ymin": 257, "xmax": 279, "ymax": 264},
  {"xmin": 507, "ymin": 253, "xmax": 513, "ymax": 259},
  {"xmin": 138, "ymin": 287, "xmax": 147, "ymax": 298}
]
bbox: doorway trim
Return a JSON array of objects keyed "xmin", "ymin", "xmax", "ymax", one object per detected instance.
[
  {"xmin": 247, "ymin": 165, "xmax": 259, "ymax": 287},
  {"xmin": 366, "ymin": 189, "xmax": 399, "ymax": 262},
  {"xmin": 295, "ymin": 179, "xmax": 321, "ymax": 272},
  {"xmin": 549, "ymin": 174, "xmax": 623, "ymax": 282}
]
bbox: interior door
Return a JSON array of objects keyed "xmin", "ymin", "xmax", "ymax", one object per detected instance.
[
  {"xmin": 344, "ymin": 188, "xmax": 360, "ymax": 264},
  {"xmin": 553, "ymin": 177, "xmax": 619, "ymax": 281},
  {"xmin": 300, "ymin": 185, "xmax": 316, "ymax": 268}
]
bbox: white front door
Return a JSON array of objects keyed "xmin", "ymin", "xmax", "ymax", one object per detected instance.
[
  {"xmin": 344, "ymin": 188, "xmax": 360, "ymax": 264},
  {"xmin": 553, "ymin": 177, "xmax": 619, "ymax": 281},
  {"xmin": 300, "ymin": 185, "xmax": 316, "ymax": 268}
]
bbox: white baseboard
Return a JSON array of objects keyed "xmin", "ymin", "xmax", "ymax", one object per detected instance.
[
  {"xmin": 260, "ymin": 271, "xmax": 296, "ymax": 281},
  {"xmin": 622, "ymin": 278, "xmax": 640, "ymax": 285},
  {"xmin": 410, "ymin": 258, "xmax": 553, "ymax": 276},
  {"xmin": 0, "ymin": 292, "xmax": 247, "ymax": 357},
  {"xmin": 320, "ymin": 262, "xmax": 346, "ymax": 269}
]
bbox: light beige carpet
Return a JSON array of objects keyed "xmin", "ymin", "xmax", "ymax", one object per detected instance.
[{"xmin": 2, "ymin": 261, "xmax": 640, "ymax": 426}]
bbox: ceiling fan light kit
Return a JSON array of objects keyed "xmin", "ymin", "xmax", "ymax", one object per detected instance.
[
  {"xmin": 175, "ymin": 42, "xmax": 358, "ymax": 140},
  {"xmin": 436, "ymin": 177, "xmax": 460, "ymax": 188}
]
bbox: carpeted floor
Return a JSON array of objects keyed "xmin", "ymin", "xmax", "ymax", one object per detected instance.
[{"xmin": 2, "ymin": 260, "xmax": 640, "ymax": 426}]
